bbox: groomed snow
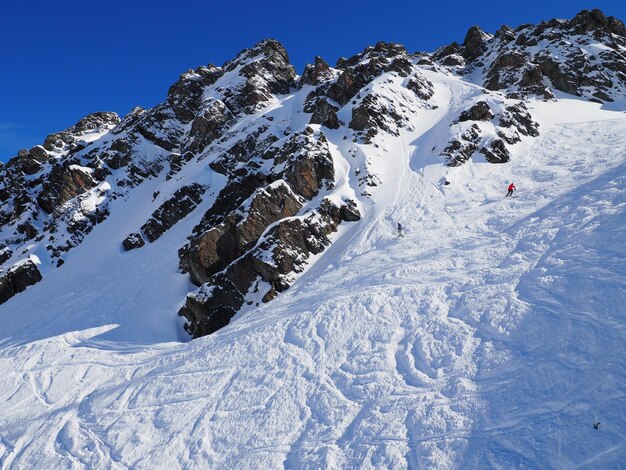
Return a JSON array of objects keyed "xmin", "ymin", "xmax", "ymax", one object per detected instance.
[{"xmin": 1, "ymin": 74, "xmax": 626, "ymax": 469}]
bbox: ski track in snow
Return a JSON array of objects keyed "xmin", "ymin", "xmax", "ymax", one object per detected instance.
[{"xmin": 1, "ymin": 76, "xmax": 626, "ymax": 468}]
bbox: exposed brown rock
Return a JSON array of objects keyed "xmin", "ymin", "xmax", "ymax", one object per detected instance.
[
  {"xmin": 28, "ymin": 145, "xmax": 49, "ymax": 163},
  {"xmin": 499, "ymin": 103, "xmax": 540, "ymax": 137},
  {"xmin": 182, "ymin": 181, "xmax": 303, "ymax": 285},
  {"xmin": 102, "ymin": 138, "xmax": 133, "ymax": 170},
  {"xmin": 480, "ymin": 138, "xmax": 510, "ymax": 163},
  {"xmin": 122, "ymin": 232, "xmax": 145, "ymax": 251},
  {"xmin": 407, "ymin": 75, "xmax": 435, "ymax": 101},
  {"xmin": 443, "ymin": 124, "xmax": 481, "ymax": 167},
  {"xmin": 166, "ymin": 152, "xmax": 195, "ymax": 180},
  {"xmin": 221, "ymin": 39, "xmax": 297, "ymax": 115},
  {"xmin": 185, "ymin": 100, "xmax": 233, "ymax": 153},
  {"xmin": 0, "ymin": 246, "xmax": 12, "ymax": 265},
  {"xmin": 37, "ymin": 164, "xmax": 95, "ymax": 214},
  {"xmin": 167, "ymin": 65, "xmax": 224, "ymax": 122},
  {"xmin": 463, "ymin": 26, "xmax": 490, "ymax": 60},
  {"xmin": 7, "ymin": 151, "xmax": 43, "ymax": 176},
  {"xmin": 179, "ymin": 198, "xmax": 360, "ymax": 338},
  {"xmin": 495, "ymin": 25, "xmax": 515, "ymax": 42},
  {"xmin": 0, "ymin": 259, "xmax": 42, "ymax": 305},
  {"xmin": 299, "ymin": 56, "xmax": 334, "ymax": 88},
  {"xmin": 43, "ymin": 112, "xmax": 120, "ymax": 151},
  {"xmin": 350, "ymin": 94, "xmax": 403, "ymax": 142},
  {"xmin": 458, "ymin": 101, "xmax": 494, "ymax": 122},
  {"xmin": 306, "ymin": 97, "xmax": 340, "ymax": 129},
  {"xmin": 141, "ymin": 183, "xmax": 206, "ymax": 243}
]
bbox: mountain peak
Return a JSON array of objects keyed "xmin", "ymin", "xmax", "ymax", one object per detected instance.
[
  {"xmin": 223, "ymin": 38, "xmax": 291, "ymax": 72},
  {"xmin": 569, "ymin": 8, "xmax": 626, "ymax": 36}
]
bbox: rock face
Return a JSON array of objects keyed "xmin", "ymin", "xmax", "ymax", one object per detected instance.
[
  {"xmin": 43, "ymin": 112, "xmax": 120, "ymax": 152},
  {"xmin": 179, "ymin": 197, "xmax": 361, "ymax": 338},
  {"xmin": 299, "ymin": 56, "xmax": 335, "ymax": 87},
  {"xmin": 37, "ymin": 164, "xmax": 96, "ymax": 214},
  {"xmin": 463, "ymin": 26, "xmax": 492, "ymax": 60},
  {"xmin": 186, "ymin": 100, "xmax": 233, "ymax": 153},
  {"xmin": 140, "ymin": 184, "xmax": 206, "ymax": 243},
  {"xmin": 0, "ymin": 259, "xmax": 42, "ymax": 305},
  {"xmin": 181, "ymin": 182, "xmax": 303, "ymax": 286},
  {"xmin": 459, "ymin": 101, "xmax": 494, "ymax": 122},
  {"xmin": 122, "ymin": 233, "xmax": 145, "ymax": 251},
  {"xmin": 440, "ymin": 100, "xmax": 539, "ymax": 166},
  {"xmin": 176, "ymin": 125, "xmax": 345, "ymax": 335},
  {"xmin": 221, "ymin": 39, "xmax": 297, "ymax": 115},
  {"xmin": 166, "ymin": 65, "xmax": 223, "ymax": 123},
  {"xmin": 434, "ymin": 9, "xmax": 626, "ymax": 102},
  {"xmin": 302, "ymin": 41, "xmax": 434, "ymax": 138}
]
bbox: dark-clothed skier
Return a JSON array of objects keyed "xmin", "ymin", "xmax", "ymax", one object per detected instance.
[{"xmin": 397, "ymin": 222, "xmax": 404, "ymax": 237}]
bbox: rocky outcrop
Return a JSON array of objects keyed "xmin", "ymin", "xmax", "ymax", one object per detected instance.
[
  {"xmin": 479, "ymin": 139, "xmax": 510, "ymax": 164},
  {"xmin": 497, "ymin": 102, "xmax": 540, "ymax": 143},
  {"xmin": 441, "ymin": 99, "xmax": 539, "ymax": 166},
  {"xmin": 459, "ymin": 101, "xmax": 494, "ymax": 122},
  {"xmin": 174, "ymin": 109, "xmax": 359, "ymax": 337},
  {"xmin": 569, "ymin": 8, "xmax": 626, "ymax": 36},
  {"xmin": 7, "ymin": 150, "xmax": 44, "ymax": 176},
  {"xmin": 166, "ymin": 152, "xmax": 195, "ymax": 180},
  {"xmin": 299, "ymin": 56, "xmax": 335, "ymax": 88},
  {"xmin": 221, "ymin": 39, "xmax": 297, "ymax": 115},
  {"xmin": 101, "ymin": 138, "xmax": 133, "ymax": 170},
  {"xmin": 180, "ymin": 127, "xmax": 336, "ymax": 276},
  {"xmin": 179, "ymin": 198, "xmax": 360, "ymax": 338},
  {"xmin": 0, "ymin": 246, "xmax": 12, "ymax": 265},
  {"xmin": 302, "ymin": 42, "xmax": 432, "ymax": 133},
  {"xmin": 140, "ymin": 183, "xmax": 206, "ymax": 243},
  {"xmin": 406, "ymin": 75, "xmax": 435, "ymax": 101},
  {"xmin": 43, "ymin": 112, "xmax": 120, "ymax": 152},
  {"xmin": 0, "ymin": 259, "xmax": 42, "ymax": 304},
  {"xmin": 185, "ymin": 100, "xmax": 234, "ymax": 153},
  {"xmin": 37, "ymin": 164, "xmax": 95, "ymax": 214},
  {"xmin": 166, "ymin": 65, "xmax": 224, "ymax": 123},
  {"xmin": 267, "ymin": 130, "xmax": 335, "ymax": 199},
  {"xmin": 434, "ymin": 9, "xmax": 626, "ymax": 102},
  {"xmin": 122, "ymin": 233, "xmax": 145, "ymax": 251},
  {"xmin": 350, "ymin": 94, "xmax": 404, "ymax": 142},
  {"xmin": 442, "ymin": 124, "xmax": 481, "ymax": 166},
  {"xmin": 305, "ymin": 97, "xmax": 340, "ymax": 129},
  {"xmin": 181, "ymin": 181, "xmax": 303, "ymax": 285},
  {"xmin": 462, "ymin": 26, "xmax": 492, "ymax": 60}
]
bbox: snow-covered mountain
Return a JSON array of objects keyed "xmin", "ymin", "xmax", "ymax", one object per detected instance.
[{"xmin": 1, "ymin": 8, "xmax": 626, "ymax": 469}]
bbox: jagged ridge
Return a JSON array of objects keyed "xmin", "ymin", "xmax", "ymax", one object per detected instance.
[{"xmin": 1, "ymin": 9, "xmax": 625, "ymax": 338}]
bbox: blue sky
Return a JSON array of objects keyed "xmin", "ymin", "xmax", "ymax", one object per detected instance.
[{"xmin": 1, "ymin": 0, "xmax": 625, "ymax": 160}]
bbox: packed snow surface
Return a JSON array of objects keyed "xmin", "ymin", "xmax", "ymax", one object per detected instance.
[{"xmin": 1, "ymin": 74, "xmax": 626, "ymax": 469}]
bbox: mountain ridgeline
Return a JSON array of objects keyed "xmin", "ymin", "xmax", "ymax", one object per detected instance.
[{"xmin": 1, "ymin": 9, "xmax": 625, "ymax": 338}]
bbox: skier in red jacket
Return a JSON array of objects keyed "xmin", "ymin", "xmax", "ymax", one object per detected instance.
[{"xmin": 506, "ymin": 182, "xmax": 516, "ymax": 197}]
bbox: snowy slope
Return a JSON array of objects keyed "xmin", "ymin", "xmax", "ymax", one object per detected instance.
[{"xmin": 1, "ymin": 65, "xmax": 626, "ymax": 469}]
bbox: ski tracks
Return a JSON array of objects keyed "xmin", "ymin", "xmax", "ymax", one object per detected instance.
[{"xmin": 2, "ymin": 100, "xmax": 626, "ymax": 468}]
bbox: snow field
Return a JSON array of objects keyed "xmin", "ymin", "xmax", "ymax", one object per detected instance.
[{"xmin": 1, "ymin": 74, "xmax": 626, "ymax": 468}]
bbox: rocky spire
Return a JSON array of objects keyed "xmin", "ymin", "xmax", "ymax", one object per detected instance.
[
  {"xmin": 298, "ymin": 56, "xmax": 333, "ymax": 88},
  {"xmin": 462, "ymin": 25, "xmax": 492, "ymax": 60}
]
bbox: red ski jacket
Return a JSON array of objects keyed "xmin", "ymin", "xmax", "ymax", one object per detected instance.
[{"xmin": 508, "ymin": 183, "xmax": 516, "ymax": 191}]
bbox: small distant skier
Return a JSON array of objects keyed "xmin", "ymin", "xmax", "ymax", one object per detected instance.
[
  {"xmin": 397, "ymin": 222, "xmax": 404, "ymax": 237},
  {"xmin": 594, "ymin": 422, "xmax": 601, "ymax": 430},
  {"xmin": 506, "ymin": 182, "xmax": 516, "ymax": 197}
]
